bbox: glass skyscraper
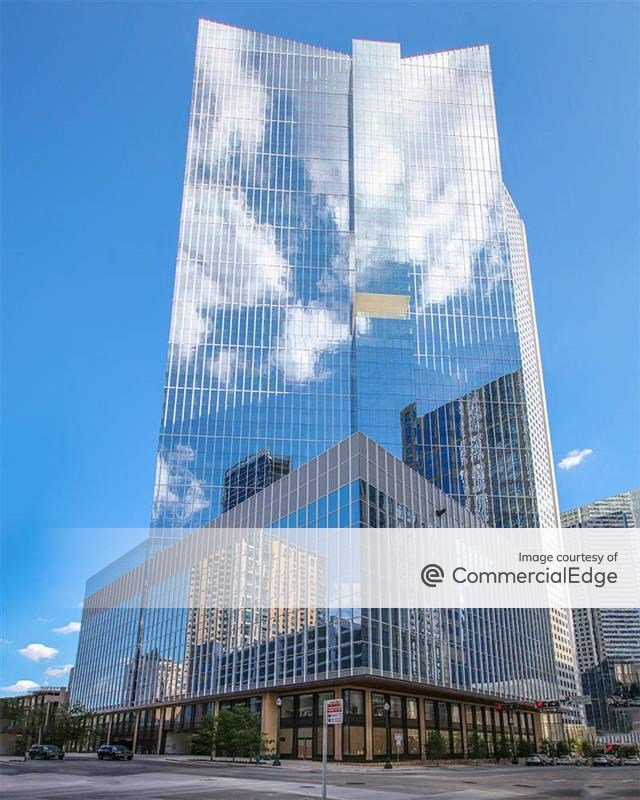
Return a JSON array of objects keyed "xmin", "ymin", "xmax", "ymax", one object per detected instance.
[{"xmin": 71, "ymin": 20, "xmax": 583, "ymax": 756}]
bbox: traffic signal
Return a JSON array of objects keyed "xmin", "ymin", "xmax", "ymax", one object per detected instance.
[
  {"xmin": 496, "ymin": 704, "xmax": 503, "ymax": 711},
  {"xmin": 535, "ymin": 700, "xmax": 561, "ymax": 710}
]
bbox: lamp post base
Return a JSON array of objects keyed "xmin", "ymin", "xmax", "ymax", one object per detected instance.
[{"xmin": 384, "ymin": 758, "xmax": 392, "ymax": 769}]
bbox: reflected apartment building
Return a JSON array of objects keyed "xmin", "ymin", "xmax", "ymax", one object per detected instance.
[{"xmin": 71, "ymin": 19, "xmax": 583, "ymax": 757}]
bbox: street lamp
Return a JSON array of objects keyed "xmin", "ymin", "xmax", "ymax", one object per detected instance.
[
  {"xmin": 383, "ymin": 702, "xmax": 392, "ymax": 769},
  {"xmin": 507, "ymin": 714, "xmax": 518, "ymax": 764},
  {"xmin": 273, "ymin": 697, "xmax": 282, "ymax": 766}
]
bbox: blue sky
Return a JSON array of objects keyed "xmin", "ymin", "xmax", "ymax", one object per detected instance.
[{"xmin": 2, "ymin": 1, "xmax": 638, "ymax": 694}]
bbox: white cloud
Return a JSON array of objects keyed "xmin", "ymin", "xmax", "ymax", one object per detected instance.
[
  {"xmin": 18, "ymin": 643, "xmax": 59, "ymax": 662},
  {"xmin": 52, "ymin": 621, "xmax": 81, "ymax": 635},
  {"xmin": 271, "ymin": 304, "xmax": 351, "ymax": 383},
  {"xmin": 1, "ymin": 679, "xmax": 40, "ymax": 694},
  {"xmin": 558, "ymin": 448, "xmax": 593, "ymax": 471},
  {"xmin": 44, "ymin": 664, "xmax": 74, "ymax": 679},
  {"xmin": 152, "ymin": 445, "xmax": 210, "ymax": 524}
]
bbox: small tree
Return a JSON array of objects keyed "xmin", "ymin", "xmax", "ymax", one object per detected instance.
[
  {"xmin": 214, "ymin": 707, "xmax": 268, "ymax": 763},
  {"xmin": 46, "ymin": 704, "xmax": 94, "ymax": 750},
  {"xmin": 516, "ymin": 739, "xmax": 534, "ymax": 758},
  {"xmin": 426, "ymin": 730, "xmax": 448, "ymax": 765},
  {"xmin": 555, "ymin": 740, "xmax": 570, "ymax": 757},
  {"xmin": 540, "ymin": 738, "xmax": 555, "ymax": 758},
  {"xmin": 577, "ymin": 739, "xmax": 596, "ymax": 758},
  {"xmin": 467, "ymin": 731, "xmax": 488, "ymax": 764},
  {"xmin": 192, "ymin": 714, "xmax": 217, "ymax": 761},
  {"xmin": 495, "ymin": 735, "xmax": 512, "ymax": 763}
]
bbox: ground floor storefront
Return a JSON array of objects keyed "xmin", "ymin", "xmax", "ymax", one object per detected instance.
[{"xmin": 81, "ymin": 677, "xmax": 543, "ymax": 762}]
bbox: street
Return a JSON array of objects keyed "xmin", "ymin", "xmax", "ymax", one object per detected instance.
[{"xmin": 0, "ymin": 756, "xmax": 638, "ymax": 799}]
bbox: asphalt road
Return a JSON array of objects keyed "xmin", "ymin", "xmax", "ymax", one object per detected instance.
[{"xmin": 0, "ymin": 756, "xmax": 638, "ymax": 799}]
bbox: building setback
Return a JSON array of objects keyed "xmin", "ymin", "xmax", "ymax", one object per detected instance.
[{"xmin": 71, "ymin": 19, "xmax": 583, "ymax": 755}]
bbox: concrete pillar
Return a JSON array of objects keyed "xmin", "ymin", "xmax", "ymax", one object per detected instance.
[
  {"xmin": 364, "ymin": 689, "xmax": 373, "ymax": 762},
  {"xmin": 131, "ymin": 711, "xmax": 140, "ymax": 753},
  {"xmin": 156, "ymin": 707, "xmax": 165, "ymax": 754},
  {"xmin": 262, "ymin": 692, "xmax": 279, "ymax": 753},
  {"xmin": 418, "ymin": 696, "xmax": 427, "ymax": 760},
  {"xmin": 334, "ymin": 688, "xmax": 343, "ymax": 761},
  {"xmin": 460, "ymin": 702, "xmax": 469, "ymax": 758},
  {"xmin": 532, "ymin": 711, "xmax": 543, "ymax": 751}
]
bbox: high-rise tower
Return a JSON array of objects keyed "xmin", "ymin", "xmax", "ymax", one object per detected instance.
[{"xmin": 72, "ymin": 20, "xmax": 583, "ymax": 755}]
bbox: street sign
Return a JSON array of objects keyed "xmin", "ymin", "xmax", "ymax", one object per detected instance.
[
  {"xmin": 565, "ymin": 695, "xmax": 591, "ymax": 705},
  {"xmin": 322, "ymin": 699, "xmax": 344, "ymax": 800},
  {"xmin": 394, "ymin": 732, "xmax": 403, "ymax": 748},
  {"xmin": 326, "ymin": 699, "xmax": 344, "ymax": 725}
]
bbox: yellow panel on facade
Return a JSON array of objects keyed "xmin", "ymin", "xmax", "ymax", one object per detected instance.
[{"xmin": 353, "ymin": 293, "xmax": 410, "ymax": 319}]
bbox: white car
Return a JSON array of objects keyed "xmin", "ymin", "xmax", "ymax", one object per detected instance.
[
  {"xmin": 556, "ymin": 755, "xmax": 578, "ymax": 766},
  {"xmin": 622, "ymin": 755, "xmax": 640, "ymax": 766}
]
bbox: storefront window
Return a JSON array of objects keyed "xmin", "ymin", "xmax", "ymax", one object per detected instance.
[
  {"xmin": 281, "ymin": 696, "xmax": 295, "ymax": 723},
  {"xmin": 407, "ymin": 728, "xmax": 420, "ymax": 755},
  {"xmin": 425, "ymin": 700, "xmax": 437, "ymax": 728},
  {"xmin": 298, "ymin": 694, "xmax": 313, "ymax": 720},
  {"xmin": 373, "ymin": 727, "xmax": 387, "ymax": 756},
  {"xmin": 372, "ymin": 693, "xmax": 387, "ymax": 724}
]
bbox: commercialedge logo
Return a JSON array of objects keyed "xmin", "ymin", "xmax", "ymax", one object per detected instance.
[
  {"xmin": 420, "ymin": 564, "xmax": 618, "ymax": 589},
  {"xmin": 452, "ymin": 566, "xmax": 618, "ymax": 589},
  {"xmin": 420, "ymin": 563, "xmax": 445, "ymax": 587}
]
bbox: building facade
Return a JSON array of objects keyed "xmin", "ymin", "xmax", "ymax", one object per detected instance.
[
  {"xmin": 562, "ymin": 489, "xmax": 640, "ymax": 734},
  {"xmin": 73, "ymin": 434, "xmax": 546, "ymax": 757},
  {"xmin": 71, "ymin": 19, "xmax": 582, "ymax": 754}
]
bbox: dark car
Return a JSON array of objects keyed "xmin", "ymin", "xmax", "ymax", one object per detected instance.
[
  {"xmin": 97, "ymin": 744, "xmax": 134, "ymax": 760},
  {"xmin": 28, "ymin": 744, "xmax": 65, "ymax": 760}
]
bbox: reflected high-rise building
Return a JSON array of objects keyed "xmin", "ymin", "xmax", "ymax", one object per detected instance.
[
  {"xmin": 222, "ymin": 450, "xmax": 291, "ymax": 513},
  {"xmin": 72, "ymin": 20, "xmax": 584, "ymax": 755},
  {"xmin": 401, "ymin": 371, "xmax": 536, "ymax": 528}
]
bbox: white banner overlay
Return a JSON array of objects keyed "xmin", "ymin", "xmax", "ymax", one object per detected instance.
[{"xmin": 79, "ymin": 527, "xmax": 640, "ymax": 610}]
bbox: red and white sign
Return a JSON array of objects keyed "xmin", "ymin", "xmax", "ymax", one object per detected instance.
[{"xmin": 326, "ymin": 699, "xmax": 344, "ymax": 725}]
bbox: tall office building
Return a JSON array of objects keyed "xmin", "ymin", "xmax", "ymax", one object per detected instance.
[
  {"xmin": 72, "ymin": 20, "xmax": 582, "ymax": 755},
  {"xmin": 561, "ymin": 488, "xmax": 640, "ymax": 530},
  {"xmin": 562, "ymin": 490, "xmax": 640, "ymax": 734}
]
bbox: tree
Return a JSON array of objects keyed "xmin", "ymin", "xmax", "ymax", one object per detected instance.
[
  {"xmin": 540, "ymin": 739, "xmax": 555, "ymax": 758},
  {"xmin": 192, "ymin": 714, "xmax": 217, "ymax": 761},
  {"xmin": 516, "ymin": 739, "xmax": 534, "ymax": 758},
  {"xmin": 577, "ymin": 739, "xmax": 596, "ymax": 758},
  {"xmin": 495, "ymin": 735, "xmax": 512, "ymax": 763},
  {"xmin": 467, "ymin": 731, "xmax": 488, "ymax": 764},
  {"xmin": 425, "ymin": 731, "xmax": 448, "ymax": 765},
  {"xmin": 199, "ymin": 707, "xmax": 268, "ymax": 763},
  {"xmin": 554, "ymin": 740, "xmax": 570, "ymax": 757}
]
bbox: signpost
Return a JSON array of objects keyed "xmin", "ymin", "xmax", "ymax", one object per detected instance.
[
  {"xmin": 322, "ymin": 699, "xmax": 343, "ymax": 800},
  {"xmin": 394, "ymin": 732, "xmax": 403, "ymax": 765}
]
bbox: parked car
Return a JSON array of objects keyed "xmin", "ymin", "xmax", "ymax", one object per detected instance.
[
  {"xmin": 526, "ymin": 753, "xmax": 552, "ymax": 766},
  {"xmin": 556, "ymin": 755, "xmax": 579, "ymax": 766},
  {"xmin": 28, "ymin": 744, "xmax": 65, "ymax": 760},
  {"xmin": 592, "ymin": 753, "xmax": 622, "ymax": 767},
  {"xmin": 97, "ymin": 744, "xmax": 133, "ymax": 761},
  {"xmin": 622, "ymin": 755, "xmax": 640, "ymax": 766}
]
